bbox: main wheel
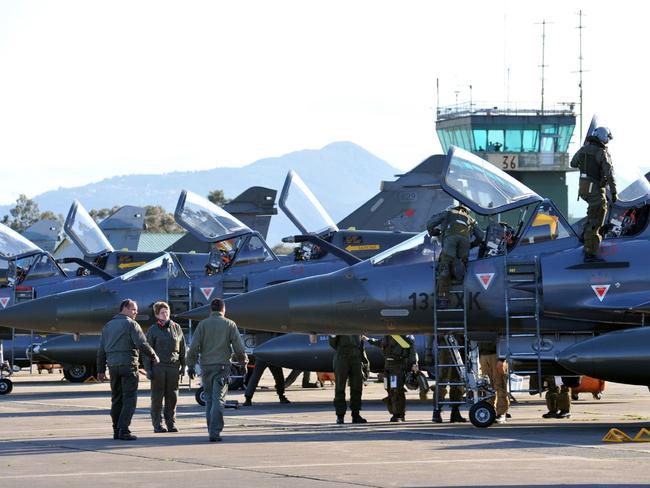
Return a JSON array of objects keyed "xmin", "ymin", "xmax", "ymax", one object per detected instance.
[
  {"xmin": 0, "ymin": 378, "xmax": 13, "ymax": 395},
  {"xmin": 571, "ymin": 392, "xmax": 579, "ymax": 401},
  {"xmin": 229, "ymin": 363, "xmax": 246, "ymax": 390},
  {"xmin": 195, "ymin": 387, "xmax": 206, "ymax": 406},
  {"xmin": 469, "ymin": 401, "xmax": 496, "ymax": 428},
  {"xmin": 63, "ymin": 364, "xmax": 93, "ymax": 383}
]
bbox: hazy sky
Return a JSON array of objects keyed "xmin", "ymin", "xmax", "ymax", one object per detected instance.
[{"xmin": 0, "ymin": 0, "xmax": 646, "ymax": 206}]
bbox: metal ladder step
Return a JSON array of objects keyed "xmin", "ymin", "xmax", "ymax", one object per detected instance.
[
  {"xmin": 509, "ymin": 297, "xmax": 536, "ymax": 302},
  {"xmin": 509, "ymin": 314, "xmax": 537, "ymax": 319}
]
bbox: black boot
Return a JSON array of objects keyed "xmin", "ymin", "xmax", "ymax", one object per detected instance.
[
  {"xmin": 389, "ymin": 415, "xmax": 400, "ymax": 422},
  {"xmin": 557, "ymin": 410, "xmax": 571, "ymax": 419},
  {"xmin": 118, "ymin": 430, "xmax": 137, "ymax": 441},
  {"xmin": 352, "ymin": 413, "xmax": 367, "ymax": 424},
  {"xmin": 450, "ymin": 407, "xmax": 467, "ymax": 423},
  {"xmin": 432, "ymin": 409, "xmax": 443, "ymax": 423},
  {"xmin": 243, "ymin": 396, "xmax": 252, "ymax": 407},
  {"xmin": 584, "ymin": 253, "xmax": 604, "ymax": 263},
  {"xmin": 336, "ymin": 415, "xmax": 344, "ymax": 424},
  {"xmin": 279, "ymin": 394, "xmax": 291, "ymax": 404},
  {"xmin": 542, "ymin": 410, "xmax": 558, "ymax": 419}
]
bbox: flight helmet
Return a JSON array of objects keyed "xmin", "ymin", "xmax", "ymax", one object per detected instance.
[{"xmin": 594, "ymin": 126, "xmax": 613, "ymax": 144}]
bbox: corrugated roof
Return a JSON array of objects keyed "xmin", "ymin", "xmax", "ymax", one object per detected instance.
[{"xmin": 136, "ymin": 233, "xmax": 185, "ymax": 252}]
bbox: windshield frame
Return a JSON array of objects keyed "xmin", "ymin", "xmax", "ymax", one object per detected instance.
[
  {"xmin": 370, "ymin": 230, "xmax": 435, "ymax": 266},
  {"xmin": 64, "ymin": 200, "xmax": 115, "ymax": 257},
  {"xmin": 441, "ymin": 146, "xmax": 543, "ymax": 216},
  {"xmin": 174, "ymin": 190, "xmax": 252, "ymax": 243},
  {"xmin": 119, "ymin": 252, "xmax": 187, "ymax": 282},
  {"xmin": 279, "ymin": 169, "xmax": 339, "ymax": 235}
]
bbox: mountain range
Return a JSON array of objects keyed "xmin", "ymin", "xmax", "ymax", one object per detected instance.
[{"xmin": 0, "ymin": 142, "xmax": 406, "ymax": 245}]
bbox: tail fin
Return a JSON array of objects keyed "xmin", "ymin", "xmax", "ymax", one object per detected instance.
[
  {"xmin": 337, "ymin": 154, "xmax": 453, "ymax": 232},
  {"xmin": 22, "ymin": 219, "xmax": 62, "ymax": 253},
  {"xmin": 99, "ymin": 205, "xmax": 146, "ymax": 251},
  {"xmin": 224, "ymin": 187, "xmax": 277, "ymax": 239}
]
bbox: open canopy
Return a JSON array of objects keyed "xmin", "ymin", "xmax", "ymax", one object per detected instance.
[
  {"xmin": 279, "ymin": 170, "xmax": 338, "ymax": 235},
  {"xmin": 174, "ymin": 190, "xmax": 251, "ymax": 243},
  {"xmin": 64, "ymin": 200, "xmax": 115, "ymax": 257},
  {"xmin": 441, "ymin": 146, "xmax": 542, "ymax": 215},
  {"xmin": 0, "ymin": 223, "xmax": 43, "ymax": 260}
]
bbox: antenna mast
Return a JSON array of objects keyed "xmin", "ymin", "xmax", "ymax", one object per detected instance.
[
  {"xmin": 578, "ymin": 10, "xmax": 585, "ymax": 140},
  {"xmin": 539, "ymin": 19, "xmax": 548, "ymax": 113}
]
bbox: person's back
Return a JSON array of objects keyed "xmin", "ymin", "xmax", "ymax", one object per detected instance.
[{"xmin": 187, "ymin": 298, "xmax": 247, "ymax": 442}]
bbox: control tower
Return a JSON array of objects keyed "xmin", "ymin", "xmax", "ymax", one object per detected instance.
[{"xmin": 435, "ymin": 103, "xmax": 576, "ymax": 216}]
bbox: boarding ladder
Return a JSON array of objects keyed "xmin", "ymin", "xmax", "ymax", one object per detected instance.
[
  {"xmin": 503, "ymin": 255, "xmax": 543, "ymax": 396},
  {"xmin": 432, "ymin": 267, "xmax": 494, "ymax": 426}
]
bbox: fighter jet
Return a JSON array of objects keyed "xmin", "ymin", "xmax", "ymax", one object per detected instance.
[{"xmin": 197, "ymin": 146, "xmax": 650, "ymax": 392}]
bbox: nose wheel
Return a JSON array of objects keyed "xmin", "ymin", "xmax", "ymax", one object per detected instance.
[
  {"xmin": 469, "ymin": 401, "xmax": 496, "ymax": 428},
  {"xmin": 0, "ymin": 378, "xmax": 13, "ymax": 395}
]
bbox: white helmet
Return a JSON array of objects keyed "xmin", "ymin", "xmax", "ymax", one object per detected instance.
[{"xmin": 594, "ymin": 126, "xmax": 613, "ymax": 144}]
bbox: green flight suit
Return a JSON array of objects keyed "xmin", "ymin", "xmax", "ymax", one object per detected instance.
[
  {"xmin": 187, "ymin": 312, "xmax": 247, "ymax": 439},
  {"xmin": 329, "ymin": 335, "xmax": 365, "ymax": 417},
  {"xmin": 427, "ymin": 206, "xmax": 484, "ymax": 297},
  {"xmin": 545, "ymin": 377, "xmax": 571, "ymax": 413},
  {"xmin": 570, "ymin": 135, "xmax": 617, "ymax": 257},
  {"xmin": 369, "ymin": 335, "xmax": 417, "ymax": 419},
  {"xmin": 97, "ymin": 313, "xmax": 156, "ymax": 435},
  {"xmin": 144, "ymin": 319, "xmax": 186, "ymax": 430}
]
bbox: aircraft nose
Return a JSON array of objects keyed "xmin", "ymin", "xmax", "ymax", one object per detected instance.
[
  {"xmin": 225, "ymin": 281, "xmax": 293, "ymax": 332},
  {"xmin": 0, "ymin": 295, "xmax": 58, "ymax": 332}
]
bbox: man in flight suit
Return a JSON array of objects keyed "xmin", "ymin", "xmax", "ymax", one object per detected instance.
[
  {"xmin": 97, "ymin": 299, "xmax": 159, "ymax": 441},
  {"xmin": 329, "ymin": 335, "xmax": 367, "ymax": 424},
  {"xmin": 368, "ymin": 335, "xmax": 418, "ymax": 422},
  {"xmin": 427, "ymin": 204, "xmax": 484, "ymax": 306},
  {"xmin": 570, "ymin": 126, "xmax": 617, "ymax": 262},
  {"xmin": 542, "ymin": 376, "xmax": 571, "ymax": 419},
  {"xmin": 187, "ymin": 298, "xmax": 248, "ymax": 442}
]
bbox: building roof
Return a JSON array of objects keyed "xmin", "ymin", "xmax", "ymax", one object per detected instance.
[{"xmin": 136, "ymin": 233, "xmax": 185, "ymax": 252}]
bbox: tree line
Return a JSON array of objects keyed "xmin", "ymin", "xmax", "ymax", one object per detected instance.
[{"xmin": 2, "ymin": 190, "xmax": 231, "ymax": 233}]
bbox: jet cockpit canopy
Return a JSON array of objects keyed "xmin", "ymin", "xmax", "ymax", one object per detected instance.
[
  {"xmin": 0, "ymin": 223, "xmax": 44, "ymax": 260},
  {"xmin": 64, "ymin": 200, "xmax": 115, "ymax": 258},
  {"xmin": 175, "ymin": 190, "xmax": 251, "ymax": 243},
  {"xmin": 441, "ymin": 146, "xmax": 542, "ymax": 216},
  {"xmin": 119, "ymin": 253, "xmax": 185, "ymax": 282},
  {"xmin": 279, "ymin": 170, "xmax": 339, "ymax": 235}
]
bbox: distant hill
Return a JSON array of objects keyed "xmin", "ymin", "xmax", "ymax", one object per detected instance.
[{"xmin": 1, "ymin": 142, "xmax": 403, "ymax": 245}]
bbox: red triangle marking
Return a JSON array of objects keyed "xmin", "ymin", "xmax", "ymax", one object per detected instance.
[
  {"xmin": 0, "ymin": 297, "xmax": 9, "ymax": 308},
  {"xmin": 200, "ymin": 287, "xmax": 214, "ymax": 300},
  {"xmin": 591, "ymin": 284, "xmax": 611, "ymax": 302},
  {"xmin": 476, "ymin": 273, "xmax": 495, "ymax": 290}
]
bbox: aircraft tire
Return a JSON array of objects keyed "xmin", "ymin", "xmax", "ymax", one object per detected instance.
[
  {"xmin": 64, "ymin": 364, "xmax": 93, "ymax": 383},
  {"xmin": 195, "ymin": 387, "xmax": 206, "ymax": 406},
  {"xmin": 0, "ymin": 378, "xmax": 13, "ymax": 395},
  {"xmin": 571, "ymin": 393, "xmax": 580, "ymax": 401},
  {"xmin": 469, "ymin": 401, "xmax": 496, "ymax": 428}
]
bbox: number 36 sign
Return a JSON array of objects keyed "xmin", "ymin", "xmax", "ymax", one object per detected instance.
[{"xmin": 487, "ymin": 154, "xmax": 519, "ymax": 170}]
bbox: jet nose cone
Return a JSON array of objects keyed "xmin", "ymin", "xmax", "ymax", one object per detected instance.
[
  {"xmin": 177, "ymin": 304, "xmax": 211, "ymax": 321},
  {"xmin": 225, "ymin": 282, "xmax": 292, "ymax": 332},
  {"xmin": 0, "ymin": 295, "xmax": 58, "ymax": 332}
]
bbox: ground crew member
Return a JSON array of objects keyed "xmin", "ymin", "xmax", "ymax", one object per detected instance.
[
  {"xmin": 570, "ymin": 126, "xmax": 617, "ymax": 262},
  {"xmin": 542, "ymin": 376, "xmax": 571, "ymax": 419},
  {"xmin": 97, "ymin": 299, "xmax": 159, "ymax": 441},
  {"xmin": 243, "ymin": 332, "xmax": 290, "ymax": 406},
  {"xmin": 432, "ymin": 344, "xmax": 467, "ymax": 423},
  {"xmin": 479, "ymin": 341, "xmax": 509, "ymax": 424},
  {"xmin": 368, "ymin": 335, "xmax": 418, "ymax": 422},
  {"xmin": 187, "ymin": 298, "xmax": 248, "ymax": 442},
  {"xmin": 144, "ymin": 301, "xmax": 186, "ymax": 433},
  {"xmin": 427, "ymin": 204, "xmax": 484, "ymax": 306},
  {"xmin": 329, "ymin": 335, "xmax": 367, "ymax": 424}
]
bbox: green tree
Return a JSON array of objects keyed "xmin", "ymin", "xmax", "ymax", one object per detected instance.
[
  {"xmin": 144, "ymin": 205, "xmax": 183, "ymax": 233},
  {"xmin": 207, "ymin": 189, "xmax": 230, "ymax": 207},
  {"xmin": 2, "ymin": 194, "xmax": 41, "ymax": 232},
  {"xmin": 38, "ymin": 210, "xmax": 64, "ymax": 225}
]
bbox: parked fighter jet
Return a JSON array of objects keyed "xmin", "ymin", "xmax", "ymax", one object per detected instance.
[{"xmin": 194, "ymin": 146, "xmax": 650, "ymax": 393}]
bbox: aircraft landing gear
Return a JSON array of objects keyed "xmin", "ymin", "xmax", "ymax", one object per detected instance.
[
  {"xmin": 0, "ymin": 377, "xmax": 13, "ymax": 395},
  {"xmin": 469, "ymin": 401, "xmax": 496, "ymax": 428},
  {"xmin": 63, "ymin": 364, "xmax": 95, "ymax": 383},
  {"xmin": 195, "ymin": 387, "xmax": 206, "ymax": 406}
]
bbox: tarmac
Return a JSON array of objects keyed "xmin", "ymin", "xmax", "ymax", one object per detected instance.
[{"xmin": 1, "ymin": 371, "xmax": 650, "ymax": 488}]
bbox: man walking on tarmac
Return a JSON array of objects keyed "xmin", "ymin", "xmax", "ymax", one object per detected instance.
[
  {"xmin": 427, "ymin": 204, "xmax": 484, "ymax": 307},
  {"xmin": 329, "ymin": 335, "xmax": 367, "ymax": 424},
  {"xmin": 187, "ymin": 298, "xmax": 248, "ymax": 442},
  {"xmin": 570, "ymin": 126, "xmax": 617, "ymax": 262},
  {"xmin": 97, "ymin": 299, "xmax": 159, "ymax": 441}
]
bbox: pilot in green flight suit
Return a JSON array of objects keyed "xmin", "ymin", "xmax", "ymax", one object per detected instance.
[
  {"xmin": 427, "ymin": 204, "xmax": 484, "ymax": 306},
  {"xmin": 329, "ymin": 335, "xmax": 367, "ymax": 424},
  {"xmin": 542, "ymin": 376, "xmax": 571, "ymax": 419},
  {"xmin": 570, "ymin": 126, "xmax": 617, "ymax": 262}
]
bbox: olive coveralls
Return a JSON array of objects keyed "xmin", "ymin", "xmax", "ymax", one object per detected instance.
[
  {"xmin": 144, "ymin": 320, "xmax": 186, "ymax": 430},
  {"xmin": 427, "ymin": 207, "xmax": 484, "ymax": 298},
  {"xmin": 570, "ymin": 135, "xmax": 617, "ymax": 257},
  {"xmin": 329, "ymin": 335, "xmax": 365, "ymax": 417}
]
